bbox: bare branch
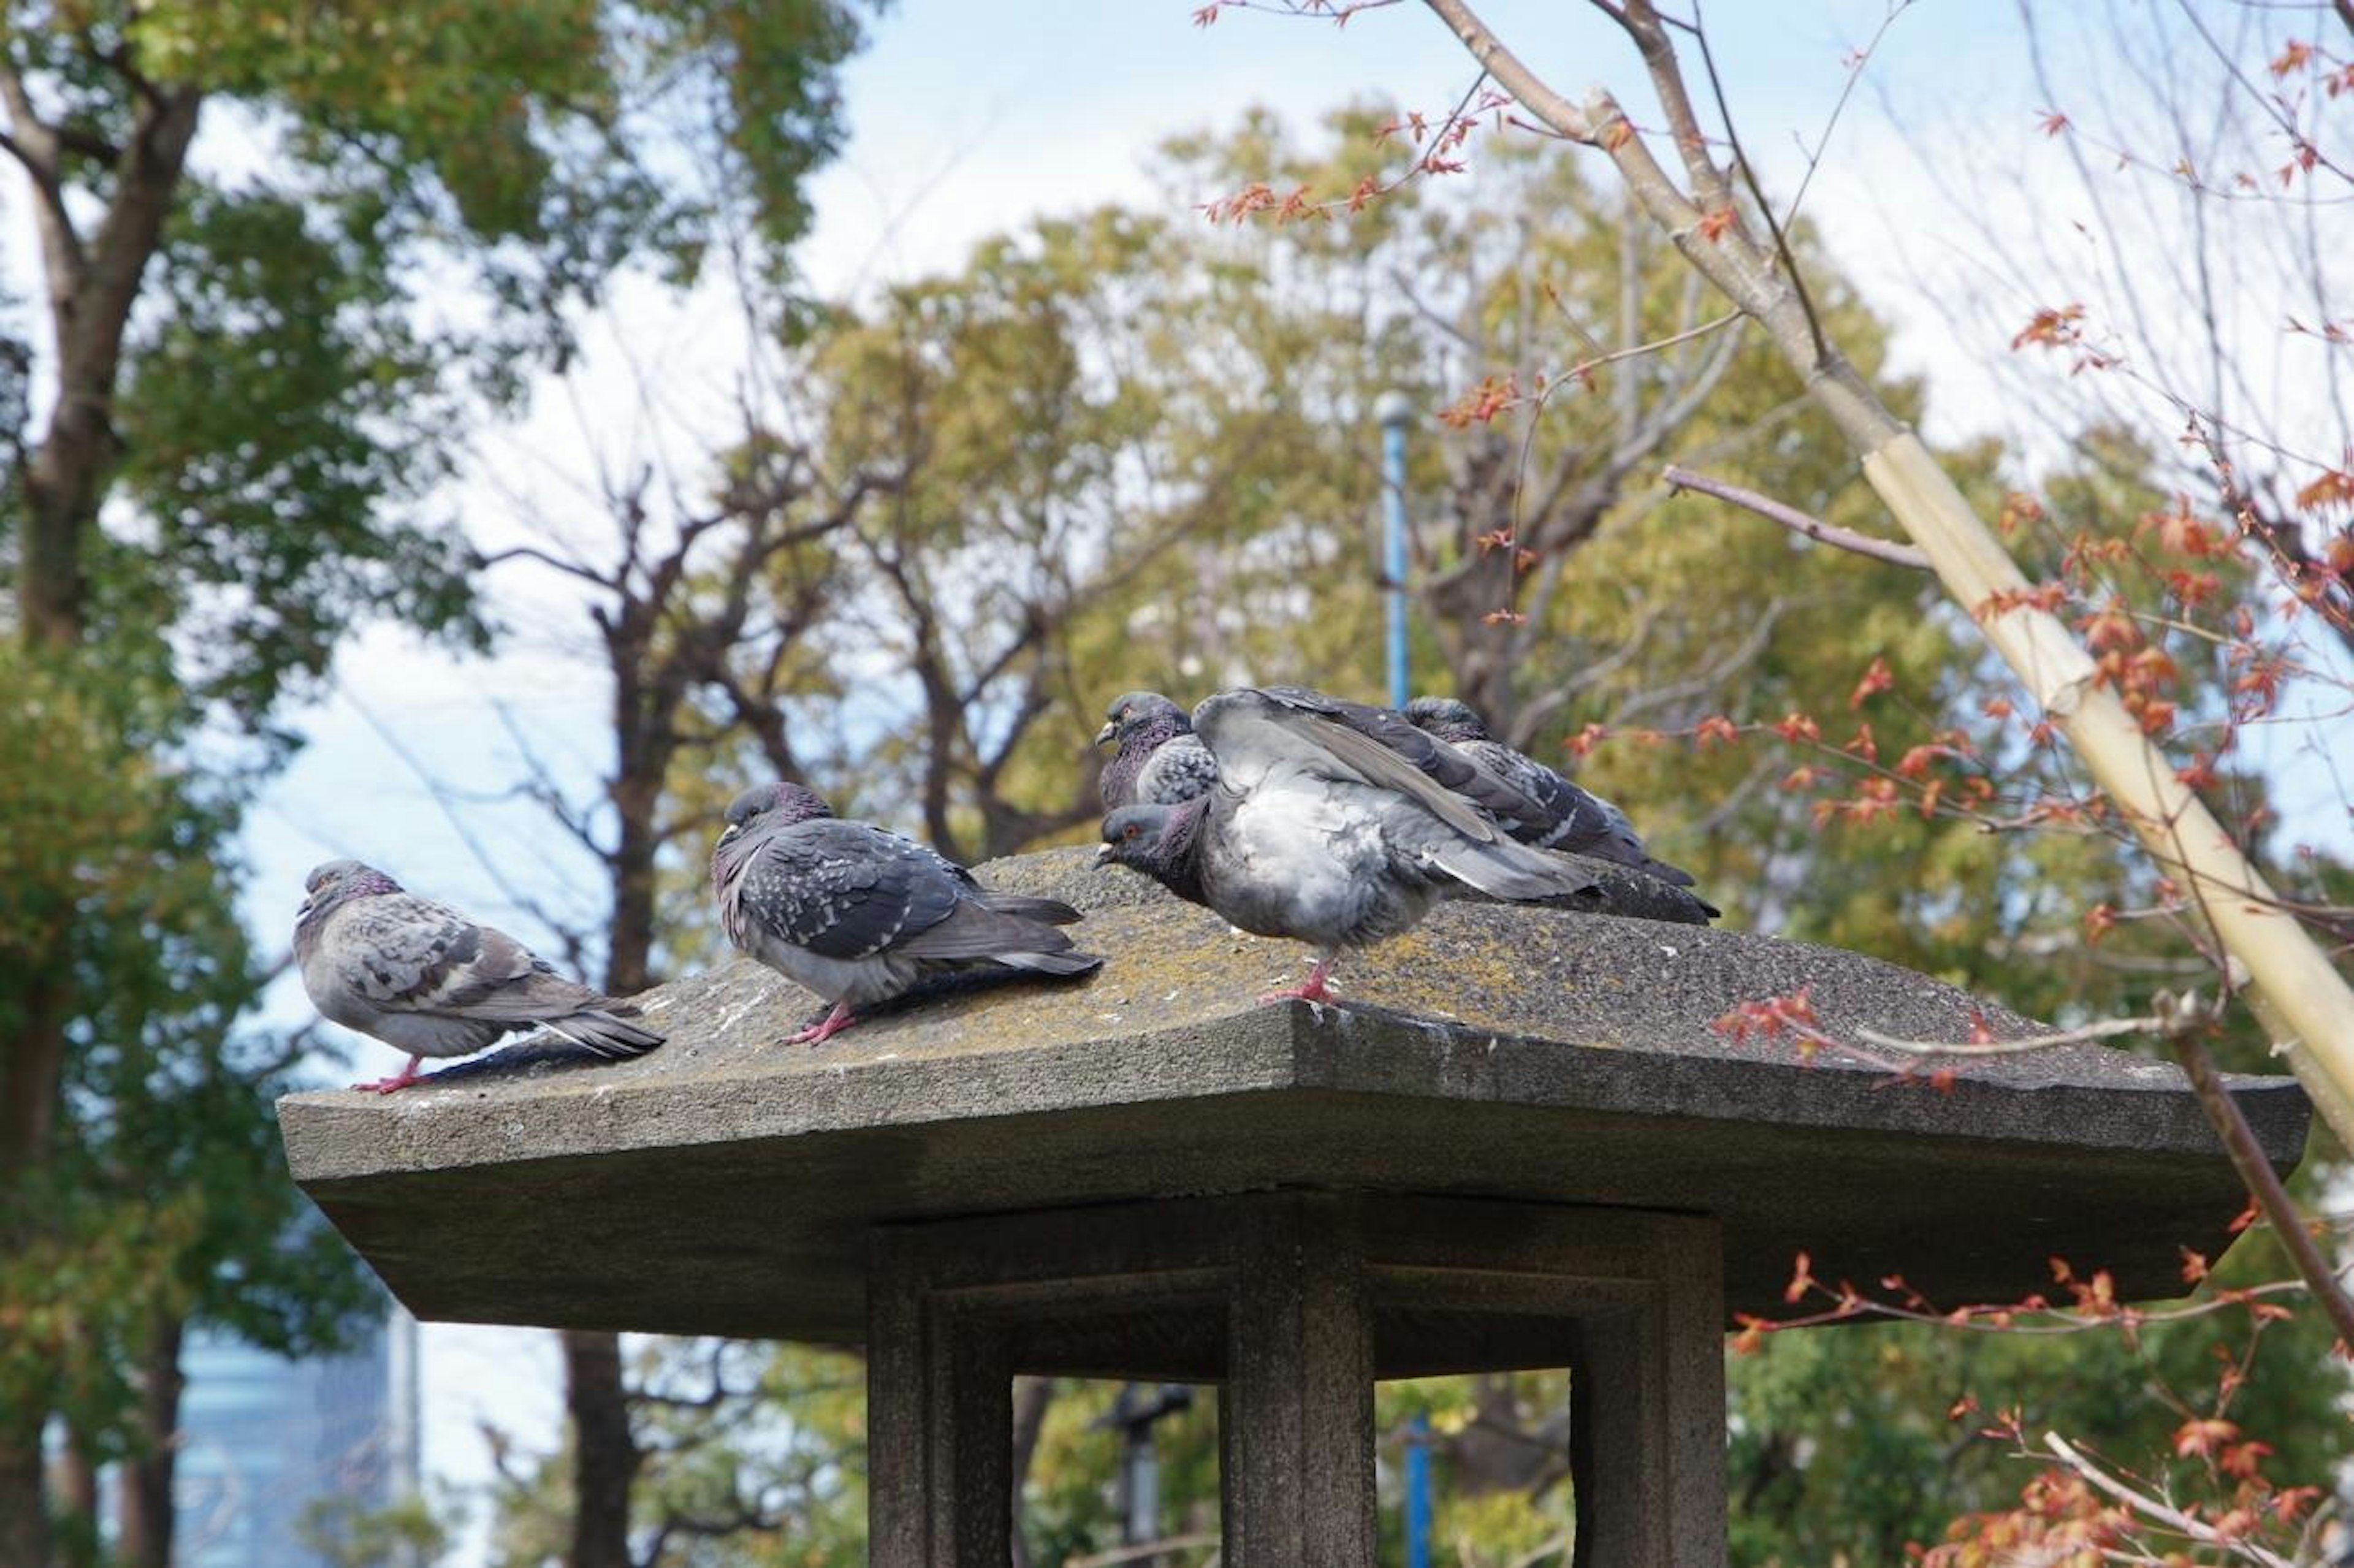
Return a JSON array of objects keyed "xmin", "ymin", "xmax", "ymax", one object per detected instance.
[
  {"xmin": 1663, "ymin": 463, "xmax": 1932, "ymax": 569},
  {"xmin": 2174, "ymin": 1028, "xmax": 2354, "ymax": 1352},
  {"xmin": 475, "ymin": 542, "xmax": 625, "ymax": 590}
]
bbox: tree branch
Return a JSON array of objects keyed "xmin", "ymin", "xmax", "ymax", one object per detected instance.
[
  {"xmin": 2043, "ymin": 1431, "xmax": 2298, "ymax": 1568},
  {"xmin": 1662, "ymin": 463, "xmax": 1931, "ymax": 569},
  {"xmin": 2174, "ymin": 1027, "xmax": 2354, "ymax": 1353}
]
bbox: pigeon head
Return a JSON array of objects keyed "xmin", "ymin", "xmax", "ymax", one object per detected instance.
[
  {"xmin": 297, "ymin": 859, "xmax": 401, "ymax": 925},
  {"xmin": 1095, "ymin": 798, "xmax": 1209, "ymax": 905},
  {"xmin": 1403, "ymin": 696, "xmax": 1493, "ymax": 744},
  {"xmin": 1095, "ymin": 691, "xmax": 1189, "ymax": 748},
  {"xmin": 717, "ymin": 782, "xmax": 833, "ymax": 850}
]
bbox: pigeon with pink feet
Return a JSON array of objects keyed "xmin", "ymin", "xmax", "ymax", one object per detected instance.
[
  {"xmin": 1095, "ymin": 687, "xmax": 1607, "ymax": 1007},
  {"xmin": 712, "ymin": 782, "xmax": 1102, "ymax": 1046},
  {"xmin": 294, "ymin": 859, "xmax": 664, "ymax": 1093}
]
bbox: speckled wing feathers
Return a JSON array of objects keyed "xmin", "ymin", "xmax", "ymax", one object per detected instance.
[
  {"xmin": 717, "ymin": 810, "xmax": 1101, "ymax": 1019},
  {"xmin": 730, "ymin": 819, "xmax": 967, "ymax": 962},
  {"xmin": 1135, "ymin": 734, "xmax": 1218, "ymax": 805}
]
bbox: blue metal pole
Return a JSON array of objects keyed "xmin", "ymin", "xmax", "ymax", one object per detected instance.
[
  {"xmin": 1405, "ymin": 1411, "xmax": 1433, "ymax": 1568},
  {"xmin": 1377, "ymin": 391, "xmax": 1414, "ymax": 711}
]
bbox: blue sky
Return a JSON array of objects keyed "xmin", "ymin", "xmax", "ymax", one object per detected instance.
[{"xmin": 190, "ymin": 1, "xmax": 2349, "ymax": 1555}]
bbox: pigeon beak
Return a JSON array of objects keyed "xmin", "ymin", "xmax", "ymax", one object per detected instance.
[
  {"xmin": 1092, "ymin": 842, "xmax": 1116, "ymax": 867},
  {"xmin": 715, "ymin": 823, "xmax": 741, "ymax": 848},
  {"xmin": 295, "ymin": 895, "xmax": 314, "ymax": 920},
  {"xmin": 1092, "ymin": 720, "xmax": 1118, "ymax": 747}
]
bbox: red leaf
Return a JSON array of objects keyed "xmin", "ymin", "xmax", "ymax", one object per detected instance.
[{"xmin": 1849, "ymin": 655, "xmax": 1894, "ymax": 709}]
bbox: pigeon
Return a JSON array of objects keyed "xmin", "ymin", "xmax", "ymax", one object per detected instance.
[
  {"xmin": 1096, "ymin": 686, "xmax": 1606, "ymax": 1006},
  {"xmin": 1095, "ymin": 690, "xmax": 1219, "ymax": 810},
  {"xmin": 1404, "ymin": 695, "xmax": 1707, "ymax": 895},
  {"xmin": 711, "ymin": 781, "xmax": 1103, "ymax": 1045},
  {"xmin": 294, "ymin": 859, "xmax": 664, "ymax": 1094}
]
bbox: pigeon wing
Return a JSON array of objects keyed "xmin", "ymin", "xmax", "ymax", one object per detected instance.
[
  {"xmin": 1137, "ymin": 734, "xmax": 1219, "ymax": 805},
  {"xmin": 325, "ymin": 894, "xmax": 544, "ymax": 1018},
  {"xmin": 1211, "ymin": 688, "xmax": 1535, "ymax": 843},
  {"xmin": 735, "ymin": 819, "xmax": 966, "ymax": 961}
]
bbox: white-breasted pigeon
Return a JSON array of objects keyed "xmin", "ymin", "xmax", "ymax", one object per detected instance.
[
  {"xmin": 294, "ymin": 859, "xmax": 664, "ymax": 1094},
  {"xmin": 1095, "ymin": 685, "xmax": 1607, "ymax": 1006},
  {"xmin": 711, "ymin": 781, "xmax": 1103, "ymax": 1046},
  {"xmin": 1095, "ymin": 690, "xmax": 1218, "ymax": 811},
  {"xmin": 1404, "ymin": 695, "xmax": 1708, "ymax": 896}
]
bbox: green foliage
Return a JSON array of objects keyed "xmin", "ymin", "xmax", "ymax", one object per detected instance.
[
  {"xmin": 112, "ymin": 181, "xmax": 479, "ymax": 734},
  {"xmin": 485, "ymin": 1342, "xmax": 869, "ymax": 1567},
  {"xmin": 1021, "ymin": 1381, "xmax": 1221, "ymax": 1564},
  {"xmin": 0, "ymin": 645, "xmax": 374, "ymax": 1466},
  {"xmin": 1729, "ymin": 1220, "xmax": 2344, "ymax": 1565},
  {"xmin": 299, "ymin": 1487, "xmax": 460, "ymax": 1568}
]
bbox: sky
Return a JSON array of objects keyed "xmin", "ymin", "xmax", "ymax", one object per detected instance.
[{"xmin": 117, "ymin": 0, "xmax": 2349, "ymax": 1559}]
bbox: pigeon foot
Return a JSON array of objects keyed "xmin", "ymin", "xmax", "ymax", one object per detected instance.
[
  {"xmin": 1259, "ymin": 958, "xmax": 1340, "ymax": 1009},
  {"xmin": 352, "ymin": 1056, "xmax": 427, "ymax": 1094},
  {"xmin": 788, "ymin": 1002, "xmax": 860, "ymax": 1046}
]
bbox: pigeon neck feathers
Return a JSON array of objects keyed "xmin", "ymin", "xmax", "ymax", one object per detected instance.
[
  {"xmin": 730, "ymin": 780, "xmax": 832, "ymax": 829},
  {"xmin": 297, "ymin": 860, "xmax": 402, "ymax": 931},
  {"xmin": 1099, "ymin": 695, "xmax": 1197, "ymax": 809},
  {"xmin": 1100, "ymin": 796, "xmax": 1211, "ymax": 907}
]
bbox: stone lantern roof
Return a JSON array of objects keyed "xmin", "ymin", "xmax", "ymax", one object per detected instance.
[{"xmin": 281, "ymin": 845, "xmax": 2306, "ymax": 1343}]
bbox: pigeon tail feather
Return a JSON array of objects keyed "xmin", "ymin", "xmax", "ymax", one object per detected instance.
[
  {"xmin": 538, "ymin": 1007, "xmax": 665, "ymax": 1059},
  {"xmin": 975, "ymin": 892, "xmax": 1086, "ymax": 926},
  {"xmin": 889, "ymin": 898, "xmax": 1091, "ymax": 964},
  {"xmin": 1425, "ymin": 837, "xmax": 1602, "ymax": 904},
  {"xmin": 986, "ymin": 948, "xmax": 1106, "ymax": 977}
]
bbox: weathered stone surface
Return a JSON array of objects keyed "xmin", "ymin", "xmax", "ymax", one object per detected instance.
[{"xmin": 280, "ymin": 847, "xmax": 2307, "ymax": 1341}]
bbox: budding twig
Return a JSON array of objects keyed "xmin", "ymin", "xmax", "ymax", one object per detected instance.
[{"xmin": 2043, "ymin": 1431, "xmax": 2299, "ymax": 1568}]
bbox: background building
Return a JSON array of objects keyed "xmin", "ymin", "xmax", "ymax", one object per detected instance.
[{"xmin": 173, "ymin": 1305, "xmax": 420, "ymax": 1568}]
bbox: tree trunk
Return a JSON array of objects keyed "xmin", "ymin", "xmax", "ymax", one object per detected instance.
[
  {"xmin": 53, "ymin": 1426, "xmax": 99, "ymax": 1568},
  {"xmin": 1008, "ymin": 1376, "xmax": 1056, "ymax": 1568},
  {"xmin": 0, "ymin": 1419, "xmax": 52, "ymax": 1568},
  {"xmin": 14, "ymin": 83, "xmax": 204, "ymax": 649},
  {"xmin": 0, "ymin": 964, "xmax": 70, "ymax": 1189},
  {"xmin": 562, "ymin": 1330, "xmax": 640, "ymax": 1568},
  {"xmin": 606, "ymin": 778, "xmax": 660, "ymax": 997},
  {"xmin": 0, "ymin": 964, "xmax": 72, "ymax": 1568},
  {"xmin": 116, "ymin": 1314, "xmax": 186, "ymax": 1568}
]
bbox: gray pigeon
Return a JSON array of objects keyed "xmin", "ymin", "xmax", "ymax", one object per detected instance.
[
  {"xmin": 294, "ymin": 859, "xmax": 664, "ymax": 1094},
  {"xmin": 1095, "ymin": 691, "xmax": 1219, "ymax": 810},
  {"xmin": 711, "ymin": 781, "xmax": 1103, "ymax": 1045},
  {"xmin": 1404, "ymin": 695, "xmax": 1708, "ymax": 897},
  {"xmin": 1095, "ymin": 686, "xmax": 1605, "ymax": 1005}
]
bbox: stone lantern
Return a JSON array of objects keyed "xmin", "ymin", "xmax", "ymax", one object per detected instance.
[{"xmin": 280, "ymin": 848, "xmax": 2307, "ymax": 1566}]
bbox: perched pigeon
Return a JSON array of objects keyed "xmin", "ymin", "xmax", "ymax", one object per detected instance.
[
  {"xmin": 1404, "ymin": 696, "xmax": 1707, "ymax": 895},
  {"xmin": 1096, "ymin": 686, "xmax": 1604, "ymax": 1005},
  {"xmin": 712, "ymin": 781, "xmax": 1103, "ymax": 1045},
  {"xmin": 294, "ymin": 859, "xmax": 664, "ymax": 1094},
  {"xmin": 1095, "ymin": 691, "xmax": 1219, "ymax": 810}
]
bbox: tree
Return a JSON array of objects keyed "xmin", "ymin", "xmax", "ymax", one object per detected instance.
[
  {"xmin": 481, "ymin": 360, "xmax": 890, "ymax": 1568},
  {"xmin": 0, "ymin": 2, "xmax": 882, "ymax": 1559}
]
